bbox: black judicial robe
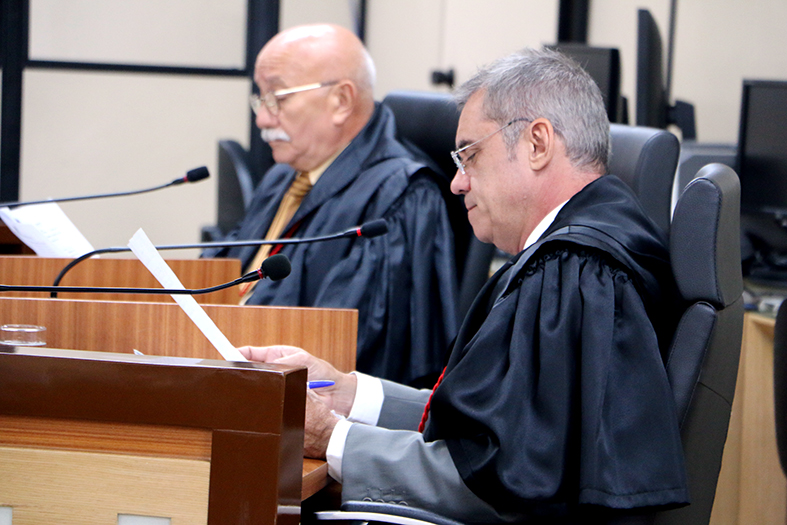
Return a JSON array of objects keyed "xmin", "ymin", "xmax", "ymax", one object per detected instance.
[
  {"xmin": 204, "ymin": 103, "xmax": 458, "ymax": 386},
  {"xmin": 423, "ymin": 175, "xmax": 688, "ymax": 518}
]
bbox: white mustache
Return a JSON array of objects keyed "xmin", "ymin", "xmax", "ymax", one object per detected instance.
[{"xmin": 260, "ymin": 128, "xmax": 291, "ymax": 143}]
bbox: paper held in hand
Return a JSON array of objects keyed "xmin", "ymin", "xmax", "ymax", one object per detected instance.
[{"xmin": 127, "ymin": 228, "xmax": 247, "ymax": 361}]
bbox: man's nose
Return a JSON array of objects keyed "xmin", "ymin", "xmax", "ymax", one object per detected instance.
[
  {"xmin": 255, "ymin": 106, "xmax": 278, "ymax": 129},
  {"xmin": 450, "ymin": 169, "xmax": 469, "ymax": 195}
]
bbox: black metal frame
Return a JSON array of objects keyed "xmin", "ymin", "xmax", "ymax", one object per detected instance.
[
  {"xmin": 0, "ymin": 0, "xmax": 28, "ymax": 201},
  {"xmin": 0, "ymin": 0, "xmax": 280, "ymax": 201},
  {"xmin": 558, "ymin": 0, "xmax": 589, "ymax": 44}
]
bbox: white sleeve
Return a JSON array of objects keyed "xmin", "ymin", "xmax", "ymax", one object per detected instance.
[
  {"xmin": 347, "ymin": 371, "xmax": 384, "ymax": 425},
  {"xmin": 325, "ymin": 418, "xmax": 352, "ymax": 482},
  {"xmin": 325, "ymin": 371, "xmax": 384, "ymax": 482}
]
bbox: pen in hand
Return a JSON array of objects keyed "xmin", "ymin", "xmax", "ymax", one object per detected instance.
[{"xmin": 308, "ymin": 380, "xmax": 335, "ymax": 389}]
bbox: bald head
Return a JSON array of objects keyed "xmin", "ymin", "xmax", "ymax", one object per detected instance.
[
  {"xmin": 252, "ymin": 24, "xmax": 376, "ymax": 171},
  {"xmin": 256, "ymin": 24, "xmax": 375, "ymax": 110}
]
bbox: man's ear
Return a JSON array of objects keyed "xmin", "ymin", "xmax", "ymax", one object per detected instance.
[
  {"xmin": 330, "ymin": 81, "xmax": 356, "ymax": 125},
  {"xmin": 527, "ymin": 118, "xmax": 555, "ymax": 171}
]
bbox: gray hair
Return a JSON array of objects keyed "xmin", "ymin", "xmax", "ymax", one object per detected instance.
[{"xmin": 455, "ymin": 47, "xmax": 610, "ymax": 174}]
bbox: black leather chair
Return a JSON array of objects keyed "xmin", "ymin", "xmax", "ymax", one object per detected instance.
[
  {"xmin": 314, "ymin": 163, "xmax": 744, "ymax": 525},
  {"xmin": 382, "ymin": 91, "xmax": 494, "ymax": 327},
  {"xmin": 381, "ymin": 90, "xmax": 460, "ymax": 189},
  {"xmin": 201, "ymin": 139, "xmax": 256, "ymax": 242},
  {"xmin": 653, "ymin": 163, "xmax": 744, "ymax": 525},
  {"xmin": 381, "ymin": 90, "xmax": 473, "ymax": 288},
  {"xmin": 608, "ymin": 123, "xmax": 679, "ymax": 234}
]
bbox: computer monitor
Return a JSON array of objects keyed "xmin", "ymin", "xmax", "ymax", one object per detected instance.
[
  {"xmin": 548, "ymin": 43, "xmax": 626, "ymax": 123},
  {"xmin": 635, "ymin": 9, "xmax": 668, "ymax": 129},
  {"xmin": 737, "ymin": 79, "xmax": 787, "ymax": 283},
  {"xmin": 635, "ymin": 8, "xmax": 696, "ymax": 139}
]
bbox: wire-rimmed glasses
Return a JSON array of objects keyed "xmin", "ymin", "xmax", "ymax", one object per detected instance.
[
  {"xmin": 249, "ymin": 80, "xmax": 340, "ymax": 116},
  {"xmin": 450, "ymin": 117, "xmax": 531, "ymax": 174}
]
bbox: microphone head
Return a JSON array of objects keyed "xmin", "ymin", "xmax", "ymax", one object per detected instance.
[
  {"xmin": 185, "ymin": 166, "xmax": 210, "ymax": 183},
  {"xmin": 261, "ymin": 254, "xmax": 291, "ymax": 281},
  {"xmin": 359, "ymin": 219, "xmax": 388, "ymax": 238}
]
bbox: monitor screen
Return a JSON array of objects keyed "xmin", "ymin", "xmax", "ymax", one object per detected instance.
[
  {"xmin": 738, "ymin": 80, "xmax": 787, "ymax": 216},
  {"xmin": 635, "ymin": 9, "xmax": 668, "ymax": 129},
  {"xmin": 738, "ymin": 80, "xmax": 787, "ymax": 283},
  {"xmin": 548, "ymin": 43, "xmax": 625, "ymax": 123}
]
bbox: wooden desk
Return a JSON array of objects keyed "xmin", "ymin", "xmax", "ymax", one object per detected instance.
[
  {"xmin": 710, "ymin": 312, "xmax": 787, "ymax": 524},
  {"xmin": 0, "ymin": 294, "xmax": 353, "ymax": 519},
  {"xmin": 0, "ymin": 348, "xmax": 308, "ymax": 525},
  {"xmin": 0, "ymin": 283, "xmax": 355, "ymax": 518},
  {"xmin": 303, "ymin": 459, "xmax": 331, "ymax": 500}
]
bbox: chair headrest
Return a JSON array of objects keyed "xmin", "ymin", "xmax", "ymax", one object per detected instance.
[
  {"xmin": 670, "ymin": 163, "xmax": 742, "ymax": 308},
  {"xmin": 382, "ymin": 90, "xmax": 460, "ymax": 180},
  {"xmin": 608, "ymin": 124, "xmax": 679, "ymax": 233}
]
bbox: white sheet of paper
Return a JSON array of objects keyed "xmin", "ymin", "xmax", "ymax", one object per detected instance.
[
  {"xmin": 127, "ymin": 228, "xmax": 246, "ymax": 361},
  {"xmin": 0, "ymin": 202, "xmax": 94, "ymax": 257}
]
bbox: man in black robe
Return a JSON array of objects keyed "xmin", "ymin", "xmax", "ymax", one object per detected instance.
[
  {"xmin": 204, "ymin": 24, "xmax": 458, "ymax": 387},
  {"xmin": 240, "ymin": 47, "xmax": 689, "ymax": 523}
]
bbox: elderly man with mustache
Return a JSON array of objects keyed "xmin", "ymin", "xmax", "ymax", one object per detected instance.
[{"xmin": 204, "ymin": 24, "xmax": 457, "ymax": 388}]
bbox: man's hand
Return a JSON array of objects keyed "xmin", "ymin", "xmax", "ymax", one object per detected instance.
[
  {"xmin": 304, "ymin": 390, "xmax": 339, "ymax": 459},
  {"xmin": 238, "ymin": 345, "xmax": 358, "ymax": 416}
]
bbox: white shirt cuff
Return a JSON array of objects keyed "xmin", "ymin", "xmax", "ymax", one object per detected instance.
[
  {"xmin": 325, "ymin": 372, "xmax": 384, "ymax": 483},
  {"xmin": 326, "ymin": 417, "xmax": 352, "ymax": 482},
  {"xmin": 347, "ymin": 371, "xmax": 384, "ymax": 425}
]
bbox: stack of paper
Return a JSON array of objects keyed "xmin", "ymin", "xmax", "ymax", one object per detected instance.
[{"xmin": 0, "ymin": 202, "xmax": 94, "ymax": 257}]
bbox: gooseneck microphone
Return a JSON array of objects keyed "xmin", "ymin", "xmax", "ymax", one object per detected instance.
[
  {"xmin": 241, "ymin": 253, "xmax": 291, "ymax": 283},
  {"xmin": 2, "ymin": 254, "xmax": 290, "ymax": 297},
  {"xmin": 50, "ymin": 219, "xmax": 389, "ymax": 291},
  {"xmin": 0, "ymin": 166, "xmax": 210, "ymax": 208},
  {"xmin": 351, "ymin": 220, "xmax": 388, "ymax": 238}
]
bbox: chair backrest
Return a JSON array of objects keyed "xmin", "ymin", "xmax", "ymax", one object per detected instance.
[
  {"xmin": 608, "ymin": 123, "xmax": 680, "ymax": 233},
  {"xmin": 655, "ymin": 163, "xmax": 744, "ymax": 525},
  {"xmin": 382, "ymin": 90, "xmax": 501, "ymax": 327},
  {"xmin": 216, "ymin": 139, "xmax": 256, "ymax": 236},
  {"xmin": 381, "ymin": 91, "xmax": 474, "ymax": 287},
  {"xmin": 546, "ymin": 43, "xmax": 626, "ymax": 123},
  {"xmin": 381, "ymin": 90, "xmax": 460, "ymax": 185}
]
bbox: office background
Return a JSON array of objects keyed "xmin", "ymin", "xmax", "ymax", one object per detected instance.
[{"xmin": 6, "ymin": 0, "xmax": 787, "ymax": 254}]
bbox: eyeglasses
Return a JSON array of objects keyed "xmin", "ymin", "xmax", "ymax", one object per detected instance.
[
  {"xmin": 249, "ymin": 80, "xmax": 339, "ymax": 116},
  {"xmin": 450, "ymin": 118, "xmax": 531, "ymax": 174}
]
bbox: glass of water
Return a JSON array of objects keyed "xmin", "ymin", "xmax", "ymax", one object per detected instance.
[{"xmin": 0, "ymin": 324, "xmax": 46, "ymax": 347}]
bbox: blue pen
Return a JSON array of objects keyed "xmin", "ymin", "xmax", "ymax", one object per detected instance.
[{"xmin": 308, "ymin": 380, "xmax": 335, "ymax": 389}]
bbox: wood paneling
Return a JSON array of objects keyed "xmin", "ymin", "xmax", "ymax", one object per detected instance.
[
  {"xmin": 0, "ymin": 446, "xmax": 211, "ymax": 524},
  {"xmin": 0, "ymin": 255, "xmax": 242, "ymax": 303},
  {"xmin": 710, "ymin": 313, "xmax": 787, "ymax": 525},
  {"xmin": 0, "ymin": 415, "xmax": 212, "ymax": 460},
  {"xmin": 0, "ymin": 296, "xmax": 357, "ymax": 371}
]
